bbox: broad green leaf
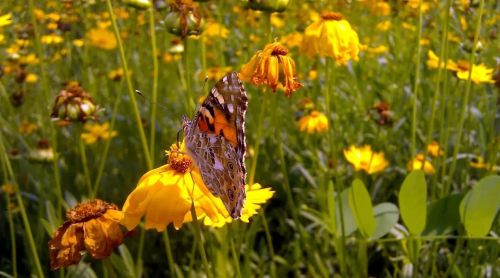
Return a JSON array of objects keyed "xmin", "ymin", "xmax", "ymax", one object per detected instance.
[
  {"xmin": 459, "ymin": 175, "xmax": 500, "ymax": 237},
  {"xmin": 399, "ymin": 170, "xmax": 427, "ymax": 235},
  {"xmin": 348, "ymin": 179, "xmax": 375, "ymax": 239},
  {"xmin": 336, "ymin": 188, "xmax": 357, "ymax": 236},
  {"xmin": 423, "ymin": 193, "xmax": 463, "ymax": 236},
  {"xmin": 371, "ymin": 203, "xmax": 399, "ymax": 240}
]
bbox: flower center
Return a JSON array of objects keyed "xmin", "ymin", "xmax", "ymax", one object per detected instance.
[
  {"xmin": 456, "ymin": 60, "xmax": 470, "ymax": 71},
  {"xmin": 271, "ymin": 45, "xmax": 289, "ymax": 56},
  {"xmin": 67, "ymin": 199, "xmax": 116, "ymax": 223},
  {"xmin": 169, "ymin": 154, "xmax": 192, "ymax": 173},
  {"xmin": 321, "ymin": 12, "xmax": 343, "ymax": 21}
]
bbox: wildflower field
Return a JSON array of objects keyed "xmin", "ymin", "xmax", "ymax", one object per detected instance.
[{"xmin": 1, "ymin": 0, "xmax": 499, "ymax": 277}]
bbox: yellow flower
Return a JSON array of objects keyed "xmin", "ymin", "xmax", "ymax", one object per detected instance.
[
  {"xmin": 19, "ymin": 120, "xmax": 38, "ymax": 134},
  {"xmin": 363, "ymin": 45, "xmax": 389, "ymax": 55},
  {"xmin": 25, "ymin": 73, "xmax": 38, "ymax": 83},
  {"xmin": 376, "ymin": 20, "xmax": 391, "ymax": 31},
  {"xmin": 280, "ymin": 32, "xmax": 303, "ymax": 49},
  {"xmin": 298, "ymin": 110, "xmax": 328, "ymax": 134},
  {"xmin": 343, "ymin": 145, "xmax": 388, "ymax": 174},
  {"xmin": 301, "ymin": 12, "xmax": 360, "ymax": 65},
  {"xmin": 73, "ymin": 39, "xmax": 84, "ymax": 47},
  {"xmin": 201, "ymin": 66, "xmax": 232, "ymax": 81},
  {"xmin": 41, "ymin": 33, "xmax": 64, "ymax": 44},
  {"xmin": 81, "ymin": 122, "xmax": 117, "ymax": 144},
  {"xmin": 271, "ymin": 13, "xmax": 284, "ymax": 28},
  {"xmin": 0, "ymin": 13, "xmax": 12, "ymax": 27},
  {"xmin": 470, "ymin": 156, "xmax": 499, "ymax": 172},
  {"xmin": 48, "ymin": 199, "xmax": 124, "ymax": 270},
  {"xmin": 108, "ymin": 68, "xmax": 125, "ymax": 81},
  {"xmin": 454, "ymin": 62, "xmax": 495, "ymax": 84},
  {"xmin": 122, "ymin": 142, "xmax": 274, "ymax": 231},
  {"xmin": 19, "ymin": 54, "xmax": 39, "ymax": 65},
  {"xmin": 420, "ymin": 38, "xmax": 430, "ymax": 46},
  {"xmin": 203, "ymin": 21, "xmax": 229, "ymax": 39},
  {"xmin": 240, "ymin": 42, "xmax": 302, "ymax": 96},
  {"xmin": 427, "ymin": 141, "xmax": 443, "ymax": 157},
  {"xmin": 1, "ymin": 183, "xmax": 16, "ymax": 195},
  {"xmin": 87, "ymin": 28, "xmax": 117, "ymax": 50},
  {"xmin": 407, "ymin": 154, "xmax": 435, "ymax": 174},
  {"xmin": 426, "ymin": 50, "xmax": 457, "ymax": 71},
  {"xmin": 163, "ymin": 53, "xmax": 182, "ymax": 63}
]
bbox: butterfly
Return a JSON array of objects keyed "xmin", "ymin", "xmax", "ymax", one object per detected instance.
[{"xmin": 182, "ymin": 72, "xmax": 248, "ymax": 219}]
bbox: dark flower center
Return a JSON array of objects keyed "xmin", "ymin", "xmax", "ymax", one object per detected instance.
[
  {"xmin": 321, "ymin": 12, "xmax": 343, "ymax": 21},
  {"xmin": 271, "ymin": 45, "xmax": 289, "ymax": 56},
  {"xmin": 67, "ymin": 199, "xmax": 117, "ymax": 223}
]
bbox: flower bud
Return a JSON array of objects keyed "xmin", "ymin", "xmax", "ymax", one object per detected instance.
[
  {"xmin": 51, "ymin": 82, "xmax": 99, "ymax": 123},
  {"xmin": 164, "ymin": 0, "xmax": 204, "ymax": 37},
  {"xmin": 248, "ymin": 0, "xmax": 290, "ymax": 12}
]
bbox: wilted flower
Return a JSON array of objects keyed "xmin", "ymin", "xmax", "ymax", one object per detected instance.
[
  {"xmin": 48, "ymin": 199, "xmax": 124, "ymax": 270},
  {"xmin": 427, "ymin": 141, "xmax": 443, "ymax": 157},
  {"xmin": 51, "ymin": 82, "xmax": 98, "ymax": 123},
  {"xmin": 28, "ymin": 139, "xmax": 55, "ymax": 163},
  {"xmin": 369, "ymin": 101, "xmax": 393, "ymax": 126},
  {"xmin": 247, "ymin": 0, "xmax": 290, "ymax": 12},
  {"xmin": 81, "ymin": 122, "xmax": 117, "ymax": 144},
  {"xmin": 343, "ymin": 145, "xmax": 388, "ymax": 174},
  {"xmin": 122, "ymin": 142, "xmax": 274, "ymax": 231},
  {"xmin": 240, "ymin": 42, "xmax": 302, "ymax": 96},
  {"xmin": 301, "ymin": 12, "xmax": 360, "ymax": 65},
  {"xmin": 298, "ymin": 110, "xmax": 328, "ymax": 134},
  {"xmin": 407, "ymin": 154, "xmax": 435, "ymax": 174},
  {"xmin": 87, "ymin": 28, "xmax": 117, "ymax": 50},
  {"xmin": 164, "ymin": 0, "xmax": 204, "ymax": 37}
]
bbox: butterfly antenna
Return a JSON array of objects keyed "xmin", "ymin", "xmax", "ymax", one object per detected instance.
[
  {"xmin": 135, "ymin": 89, "xmax": 170, "ymax": 111},
  {"xmin": 176, "ymin": 129, "xmax": 182, "ymax": 148}
]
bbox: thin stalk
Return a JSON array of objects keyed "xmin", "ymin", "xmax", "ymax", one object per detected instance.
[
  {"xmin": 105, "ymin": 0, "xmax": 153, "ymax": 170},
  {"xmin": 260, "ymin": 212, "xmax": 276, "ymax": 278},
  {"xmin": 162, "ymin": 230, "xmax": 176, "ymax": 277},
  {"xmin": 183, "ymin": 38, "xmax": 195, "ymax": 115},
  {"xmin": 248, "ymin": 94, "xmax": 267, "ymax": 185},
  {"xmin": 79, "ymin": 139, "xmax": 93, "ymax": 197},
  {"xmin": 6, "ymin": 194, "xmax": 18, "ymax": 277},
  {"xmin": 0, "ymin": 134, "xmax": 44, "ymax": 278},
  {"xmin": 148, "ymin": 3, "xmax": 159, "ymax": 162},
  {"xmin": 445, "ymin": 0, "xmax": 485, "ymax": 194},
  {"xmin": 410, "ymin": 0, "xmax": 424, "ymax": 159},
  {"xmin": 190, "ymin": 204, "xmax": 213, "ymax": 278},
  {"xmin": 230, "ymin": 237, "xmax": 243, "ymax": 278}
]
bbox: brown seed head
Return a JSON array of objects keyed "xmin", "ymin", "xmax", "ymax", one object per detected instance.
[
  {"xmin": 321, "ymin": 12, "xmax": 343, "ymax": 21},
  {"xmin": 66, "ymin": 199, "xmax": 117, "ymax": 223},
  {"xmin": 271, "ymin": 45, "xmax": 289, "ymax": 56}
]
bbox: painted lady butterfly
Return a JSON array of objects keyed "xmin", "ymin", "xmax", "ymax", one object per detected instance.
[{"xmin": 183, "ymin": 72, "xmax": 248, "ymax": 219}]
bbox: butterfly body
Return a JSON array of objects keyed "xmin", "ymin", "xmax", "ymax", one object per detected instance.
[{"xmin": 183, "ymin": 72, "xmax": 248, "ymax": 219}]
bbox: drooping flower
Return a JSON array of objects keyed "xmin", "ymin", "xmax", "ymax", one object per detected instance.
[
  {"xmin": 343, "ymin": 145, "xmax": 388, "ymax": 174},
  {"xmin": 81, "ymin": 122, "xmax": 117, "ymax": 144},
  {"xmin": 298, "ymin": 110, "xmax": 328, "ymax": 134},
  {"xmin": 240, "ymin": 42, "xmax": 302, "ymax": 96},
  {"xmin": 407, "ymin": 154, "xmax": 435, "ymax": 174},
  {"xmin": 122, "ymin": 142, "xmax": 274, "ymax": 231},
  {"xmin": 427, "ymin": 141, "xmax": 443, "ymax": 157},
  {"xmin": 87, "ymin": 28, "xmax": 117, "ymax": 50},
  {"xmin": 48, "ymin": 199, "xmax": 124, "ymax": 270},
  {"xmin": 369, "ymin": 101, "xmax": 393, "ymax": 126},
  {"xmin": 301, "ymin": 12, "xmax": 360, "ymax": 65}
]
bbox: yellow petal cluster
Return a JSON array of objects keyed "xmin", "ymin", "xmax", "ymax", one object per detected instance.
[
  {"xmin": 343, "ymin": 145, "xmax": 388, "ymax": 174},
  {"xmin": 406, "ymin": 154, "xmax": 435, "ymax": 174},
  {"xmin": 298, "ymin": 110, "xmax": 328, "ymax": 134},
  {"xmin": 301, "ymin": 12, "xmax": 359, "ymax": 65},
  {"xmin": 87, "ymin": 28, "xmax": 117, "ymax": 50},
  {"xmin": 81, "ymin": 122, "xmax": 118, "ymax": 144},
  {"xmin": 240, "ymin": 42, "xmax": 302, "ymax": 96}
]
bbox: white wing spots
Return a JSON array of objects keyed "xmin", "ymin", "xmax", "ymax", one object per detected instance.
[
  {"xmin": 213, "ymin": 157, "xmax": 224, "ymax": 170},
  {"xmin": 227, "ymin": 103, "xmax": 234, "ymax": 113}
]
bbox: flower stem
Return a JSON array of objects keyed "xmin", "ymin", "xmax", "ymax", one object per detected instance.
[
  {"xmin": 230, "ymin": 236, "xmax": 242, "ymax": 278},
  {"xmin": 260, "ymin": 212, "xmax": 276, "ymax": 278},
  {"xmin": 410, "ymin": 0, "xmax": 424, "ymax": 159},
  {"xmin": 162, "ymin": 230, "xmax": 176, "ymax": 277},
  {"xmin": 148, "ymin": 3, "xmax": 159, "ymax": 163},
  {"xmin": 79, "ymin": 139, "xmax": 93, "ymax": 197},
  {"xmin": 248, "ymin": 93, "xmax": 267, "ymax": 185},
  {"xmin": 190, "ymin": 204, "xmax": 213, "ymax": 278},
  {"xmin": 105, "ymin": 0, "xmax": 153, "ymax": 170},
  {"xmin": 2, "ymin": 159, "xmax": 17, "ymax": 277},
  {"xmin": 183, "ymin": 38, "xmax": 195, "ymax": 115},
  {"xmin": 444, "ymin": 0, "xmax": 485, "ymax": 195},
  {"xmin": 0, "ymin": 134, "xmax": 44, "ymax": 278}
]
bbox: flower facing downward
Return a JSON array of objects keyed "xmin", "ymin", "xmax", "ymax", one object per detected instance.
[
  {"xmin": 48, "ymin": 199, "xmax": 124, "ymax": 270},
  {"xmin": 407, "ymin": 154, "xmax": 435, "ymax": 174},
  {"xmin": 81, "ymin": 122, "xmax": 118, "ymax": 144},
  {"xmin": 122, "ymin": 142, "xmax": 274, "ymax": 231},
  {"xmin": 240, "ymin": 42, "xmax": 302, "ymax": 96},
  {"xmin": 343, "ymin": 145, "xmax": 388, "ymax": 174},
  {"xmin": 427, "ymin": 141, "xmax": 443, "ymax": 157},
  {"xmin": 301, "ymin": 12, "xmax": 360, "ymax": 65},
  {"xmin": 298, "ymin": 110, "xmax": 328, "ymax": 134}
]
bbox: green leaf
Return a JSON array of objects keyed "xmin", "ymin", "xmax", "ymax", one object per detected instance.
[
  {"xmin": 371, "ymin": 203, "xmax": 399, "ymax": 240},
  {"xmin": 399, "ymin": 170, "xmax": 427, "ymax": 235},
  {"xmin": 348, "ymin": 179, "xmax": 375, "ymax": 239},
  {"xmin": 423, "ymin": 193, "xmax": 463, "ymax": 236},
  {"xmin": 459, "ymin": 175, "xmax": 500, "ymax": 237},
  {"xmin": 336, "ymin": 188, "xmax": 358, "ymax": 236}
]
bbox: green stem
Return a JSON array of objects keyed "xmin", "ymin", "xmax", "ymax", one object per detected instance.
[
  {"xmin": 105, "ymin": 0, "xmax": 153, "ymax": 170},
  {"xmin": 248, "ymin": 94, "xmax": 267, "ymax": 185},
  {"xmin": 230, "ymin": 237, "xmax": 243, "ymax": 278},
  {"xmin": 410, "ymin": 0, "xmax": 424, "ymax": 159},
  {"xmin": 6, "ymin": 194, "xmax": 18, "ymax": 277},
  {"xmin": 162, "ymin": 230, "xmax": 176, "ymax": 277},
  {"xmin": 79, "ymin": 139, "xmax": 93, "ymax": 197},
  {"xmin": 260, "ymin": 212, "xmax": 276, "ymax": 278},
  {"xmin": 0, "ymin": 134, "xmax": 44, "ymax": 278},
  {"xmin": 183, "ymin": 38, "xmax": 195, "ymax": 115},
  {"xmin": 190, "ymin": 204, "xmax": 213, "ymax": 278},
  {"xmin": 148, "ymin": 3, "xmax": 159, "ymax": 162},
  {"xmin": 445, "ymin": 0, "xmax": 485, "ymax": 194}
]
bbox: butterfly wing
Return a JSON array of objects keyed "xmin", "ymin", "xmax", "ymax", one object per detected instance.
[{"xmin": 184, "ymin": 72, "xmax": 248, "ymax": 219}]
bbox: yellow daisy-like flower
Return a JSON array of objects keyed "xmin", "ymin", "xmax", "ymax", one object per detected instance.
[
  {"xmin": 427, "ymin": 141, "xmax": 443, "ymax": 157},
  {"xmin": 298, "ymin": 110, "xmax": 328, "ymax": 134},
  {"xmin": 73, "ymin": 39, "xmax": 84, "ymax": 48},
  {"xmin": 48, "ymin": 199, "xmax": 124, "ymax": 270},
  {"xmin": 203, "ymin": 21, "xmax": 229, "ymax": 39},
  {"xmin": 343, "ymin": 145, "xmax": 388, "ymax": 174},
  {"xmin": 0, "ymin": 13, "xmax": 12, "ymax": 27},
  {"xmin": 454, "ymin": 61, "xmax": 495, "ymax": 84},
  {"xmin": 122, "ymin": 142, "xmax": 274, "ymax": 231},
  {"xmin": 41, "ymin": 33, "xmax": 64, "ymax": 45},
  {"xmin": 407, "ymin": 154, "xmax": 435, "ymax": 174},
  {"xmin": 25, "ymin": 73, "xmax": 38, "ymax": 83},
  {"xmin": 301, "ymin": 12, "xmax": 360, "ymax": 65},
  {"xmin": 81, "ymin": 122, "xmax": 117, "ymax": 144},
  {"xmin": 426, "ymin": 50, "xmax": 457, "ymax": 71},
  {"xmin": 240, "ymin": 42, "xmax": 302, "ymax": 97},
  {"xmin": 87, "ymin": 28, "xmax": 117, "ymax": 50}
]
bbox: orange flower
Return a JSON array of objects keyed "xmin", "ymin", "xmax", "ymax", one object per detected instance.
[
  {"xmin": 240, "ymin": 42, "xmax": 302, "ymax": 96},
  {"xmin": 48, "ymin": 199, "xmax": 124, "ymax": 270}
]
